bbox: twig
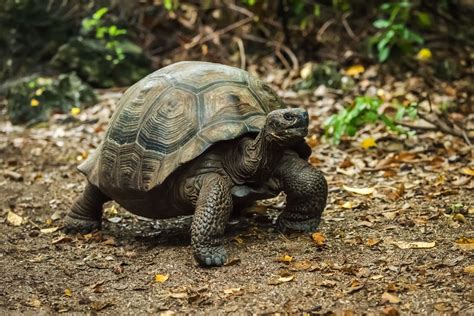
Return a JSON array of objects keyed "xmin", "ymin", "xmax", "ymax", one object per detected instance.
[
  {"xmin": 184, "ymin": 16, "xmax": 253, "ymax": 50},
  {"xmin": 233, "ymin": 36, "xmax": 246, "ymax": 69},
  {"xmin": 341, "ymin": 13, "xmax": 357, "ymax": 40},
  {"xmin": 227, "ymin": 3, "xmax": 254, "ymax": 18},
  {"xmin": 316, "ymin": 19, "xmax": 335, "ymax": 42},
  {"xmin": 241, "ymin": 34, "xmax": 299, "ymax": 74},
  {"xmin": 417, "ymin": 111, "xmax": 473, "ymax": 145}
]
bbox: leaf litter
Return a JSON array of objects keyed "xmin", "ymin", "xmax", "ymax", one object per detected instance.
[{"xmin": 0, "ymin": 61, "xmax": 473, "ymax": 314}]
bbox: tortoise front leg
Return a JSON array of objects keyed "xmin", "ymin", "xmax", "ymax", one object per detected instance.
[
  {"xmin": 64, "ymin": 183, "xmax": 110, "ymax": 234},
  {"xmin": 189, "ymin": 173, "xmax": 233, "ymax": 267},
  {"xmin": 275, "ymin": 151, "xmax": 328, "ymax": 232}
]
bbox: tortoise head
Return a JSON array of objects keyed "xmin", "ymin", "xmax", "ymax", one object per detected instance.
[{"xmin": 264, "ymin": 108, "xmax": 309, "ymax": 146}]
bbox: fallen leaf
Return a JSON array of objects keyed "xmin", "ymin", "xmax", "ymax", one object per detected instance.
[
  {"xmin": 382, "ymin": 306, "xmax": 400, "ymax": 316},
  {"xmin": 268, "ymin": 272, "xmax": 294, "ymax": 285},
  {"xmin": 169, "ymin": 292, "xmax": 187, "ymax": 299},
  {"xmin": 415, "ymin": 48, "xmax": 432, "ymax": 61},
  {"xmin": 30, "ymin": 98, "xmax": 40, "ymax": 107},
  {"xmin": 40, "ymin": 227, "xmax": 59, "ymax": 234},
  {"xmin": 90, "ymin": 301, "xmax": 112, "ymax": 311},
  {"xmin": 7, "ymin": 211, "xmax": 23, "ymax": 226},
  {"xmin": 393, "ymin": 241, "xmax": 435, "ymax": 249},
  {"xmin": 232, "ymin": 236, "xmax": 244, "ymax": 244},
  {"xmin": 300, "ymin": 62, "xmax": 314, "ymax": 79},
  {"xmin": 343, "ymin": 185, "xmax": 375, "ymax": 195},
  {"xmin": 277, "ymin": 255, "xmax": 293, "ymax": 263},
  {"xmin": 383, "ymin": 211, "xmax": 398, "ymax": 220},
  {"xmin": 29, "ymin": 298, "xmax": 41, "ymax": 308},
  {"xmin": 461, "ymin": 167, "xmax": 474, "ymax": 176},
  {"xmin": 319, "ymin": 280, "xmax": 337, "ymax": 287},
  {"xmin": 367, "ymin": 238, "xmax": 381, "ymax": 247},
  {"xmin": 277, "ymin": 275, "xmax": 294, "ymax": 283},
  {"xmin": 155, "ymin": 274, "xmax": 169, "ymax": 283},
  {"xmin": 223, "ymin": 288, "xmax": 242, "ymax": 295},
  {"xmin": 64, "ymin": 288, "xmax": 72, "ymax": 297},
  {"xmin": 361, "ymin": 137, "xmax": 377, "ymax": 149},
  {"xmin": 52, "ymin": 236, "xmax": 73, "ymax": 244},
  {"xmin": 311, "ymin": 232, "xmax": 326, "ymax": 247},
  {"xmin": 381, "ymin": 292, "xmax": 401, "ymax": 304},
  {"xmin": 102, "ymin": 237, "xmax": 116, "ymax": 246},
  {"xmin": 3, "ymin": 170, "xmax": 23, "ymax": 181},
  {"xmin": 71, "ymin": 107, "xmax": 81, "ymax": 116},
  {"xmin": 345, "ymin": 279, "xmax": 364, "ymax": 294},
  {"xmin": 292, "ymin": 260, "xmax": 312, "ymax": 271},
  {"xmin": 345, "ymin": 64, "xmax": 365, "ymax": 76},
  {"xmin": 463, "ymin": 265, "xmax": 474, "ymax": 274}
]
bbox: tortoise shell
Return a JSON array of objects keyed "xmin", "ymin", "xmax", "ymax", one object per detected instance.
[{"xmin": 79, "ymin": 61, "xmax": 286, "ymax": 193}]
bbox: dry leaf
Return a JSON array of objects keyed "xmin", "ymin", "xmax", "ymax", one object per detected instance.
[
  {"xmin": 394, "ymin": 241, "xmax": 435, "ymax": 249},
  {"xmin": 381, "ymin": 292, "xmax": 401, "ymax": 304},
  {"xmin": 345, "ymin": 64, "xmax": 365, "ymax": 76},
  {"xmin": 320, "ymin": 280, "xmax": 337, "ymax": 287},
  {"xmin": 455, "ymin": 237, "xmax": 474, "ymax": 251},
  {"xmin": 277, "ymin": 255, "xmax": 293, "ymax": 263},
  {"xmin": 223, "ymin": 288, "xmax": 242, "ymax": 295},
  {"xmin": 29, "ymin": 298, "xmax": 41, "ymax": 308},
  {"xmin": 64, "ymin": 288, "xmax": 72, "ymax": 297},
  {"xmin": 382, "ymin": 306, "xmax": 400, "ymax": 316},
  {"xmin": 292, "ymin": 260, "xmax": 312, "ymax": 271},
  {"xmin": 102, "ymin": 237, "xmax": 116, "ymax": 246},
  {"xmin": 7, "ymin": 211, "xmax": 23, "ymax": 226},
  {"xmin": 311, "ymin": 232, "xmax": 326, "ymax": 247},
  {"xmin": 155, "ymin": 274, "xmax": 169, "ymax": 283},
  {"xmin": 40, "ymin": 227, "xmax": 59, "ymax": 234},
  {"xmin": 343, "ymin": 185, "xmax": 375, "ymax": 195},
  {"xmin": 367, "ymin": 238, "xmax": 381, "ymax": 247},
  {"xmin": 52, "ymin": 236, "xmax": 73, "ymax": 244},
  {"xmin": 169, "ymin": 292, "xmax": 187, "ymax": 299},
  {"xmin": 277, "ymin": 275, "xmax": 294, "ymax": 283},
  {"xmin": 463, "ymin": 265, "xmax": 474, "ymax": 274},
  {"xmin": 415, "ymin": 48, "xmax": 432, "ymax": 61},
  {"xmin": 361, "ymin": 137, "xmax": 377, "ymax": 149},
  {"xmin": 461, "ymin": 167, "xmax": 474, "ymax": 176}
]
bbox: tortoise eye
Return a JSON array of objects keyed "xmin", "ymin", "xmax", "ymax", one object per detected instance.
[{"xmin": 283, "ymin": 113, "xmax": 293, "ymax": 121}]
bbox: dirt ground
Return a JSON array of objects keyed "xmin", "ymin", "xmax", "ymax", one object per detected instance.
[{"xmin": 1, "ymin": 87, "xmax": 473, "ymax": 314}]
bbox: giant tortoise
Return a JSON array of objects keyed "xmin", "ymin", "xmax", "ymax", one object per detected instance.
[{"xmin": 64, "ymin": 61, "xmax": 328, "ymax": 266}]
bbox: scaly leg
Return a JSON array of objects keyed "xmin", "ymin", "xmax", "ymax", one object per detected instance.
[
  {"xmin": 275, "ymin": 151, "xmax": 328, "ymax": 232},
  {"xmin": 190, "ymin": 173, "xmax": 233, "ymax": 266},
  {"xmin": 64, "ymin": 183, "xmax": 110, "ymax": 234}
]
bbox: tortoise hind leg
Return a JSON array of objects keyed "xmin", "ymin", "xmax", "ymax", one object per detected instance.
[{"xmin": 64, "ymin": 183, "xmax": 110, "ymax": 234}]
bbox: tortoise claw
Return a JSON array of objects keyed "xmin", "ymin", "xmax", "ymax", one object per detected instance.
[
  {"xmin": 63, "ymin": 215, "xmax": 101, "ymax": 234},
  {"xmin": 193, "ymin": 246, "xmax": 228, "ymax": 267}
]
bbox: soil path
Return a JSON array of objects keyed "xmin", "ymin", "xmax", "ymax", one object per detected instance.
[{"xmin": 1, "ymin": 92, "xmax": 473, "ymax": 314}]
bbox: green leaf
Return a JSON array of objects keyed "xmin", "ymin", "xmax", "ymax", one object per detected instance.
[
  {"xmin": 377, "ymin": 30, "xmax": 395, "ymax": 51},
  {"xmin": 416, "ymin": 11, "xmax": 432, "ymax": 27},
  {"xmin": 92, "ymin": 7, "xmax": 108, "ymax": 20},
  {"xmin": 373, "ymin": 19, "xmax": 390, "ymax": 29},
  {"xmin": 378, "ymin": 46, "xmax": 391, "ymax": 62}
]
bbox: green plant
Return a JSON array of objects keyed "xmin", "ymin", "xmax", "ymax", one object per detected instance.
[
  {"xmin": 5, "ymin": 73, "xmax": 96, "ymax": 124},
  {"xmin": 324, "ymin": 96, "xmax": 417, "ymax": 144},
  {"xmin": 51, "ymin": 8, "xmax": 150, "ymax": 88},
  {"xmin": 370, "ymin": 1, "xmax": 424, "ymax": 62},
  {"xmin": 81, "ymin": 7, "xmax": 128, "ymax": 64}
]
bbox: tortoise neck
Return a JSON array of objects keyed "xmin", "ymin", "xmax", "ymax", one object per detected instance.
[{"xmin": 225, "ymin": 131, "xmax": 284, "ymax": 184}]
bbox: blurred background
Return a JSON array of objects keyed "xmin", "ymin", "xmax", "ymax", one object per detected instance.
[
  {"xmin": 1, "ymin": 1, "xmax": 474, "ymax": 314},
  {"xmin": 1, "ymin": 0, "xmax": 472, "ymax": 136}
]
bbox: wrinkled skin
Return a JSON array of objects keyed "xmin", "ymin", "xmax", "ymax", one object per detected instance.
[{"xmin": 64, "ymin": 108, "xmax": 328, "ymax": 266}]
